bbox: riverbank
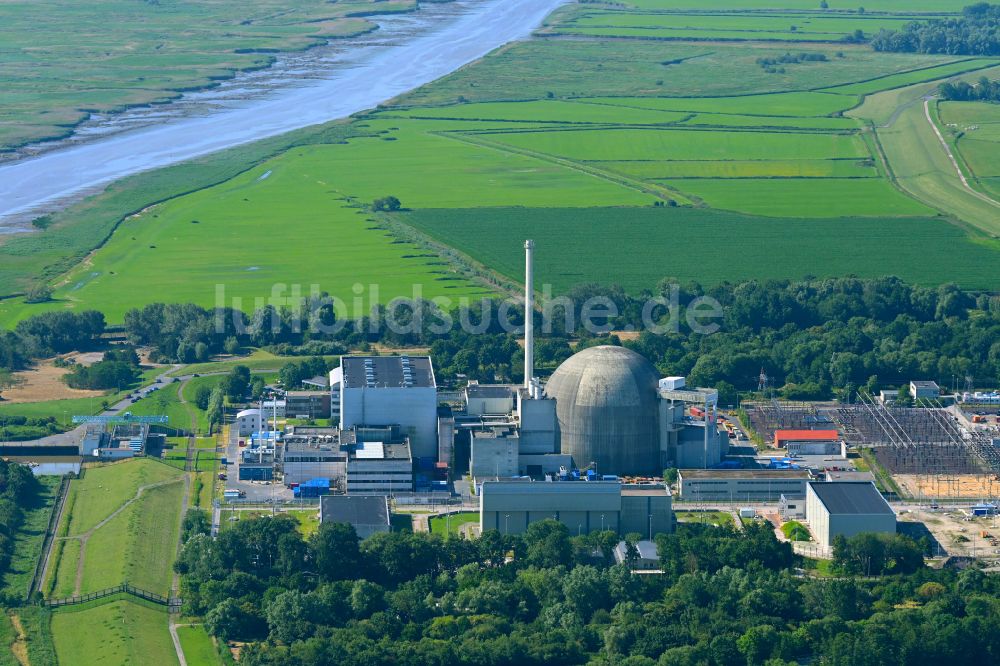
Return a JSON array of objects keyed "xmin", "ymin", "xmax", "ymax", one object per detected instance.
[
  {"xmin": 0, "ymin": 0, "xmax": 425, "ymax": 160},
  {"xmin": 0, "ymin": 0, "xmax": 567, "ymax": 235}
]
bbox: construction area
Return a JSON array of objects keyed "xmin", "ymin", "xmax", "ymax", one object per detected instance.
[{"xmin": 746, "ymin": 393, "xmax": 1000, "ymax": 501}]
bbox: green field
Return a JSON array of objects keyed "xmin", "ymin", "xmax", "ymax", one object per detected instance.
[
  {"xmin": 50, "ymin": 599, "xmax": 178, "ymax": 666},
  {"xmin": 46, "ymin": 459, "xmax": 186, "ymax": 598},
  {"xmin": 402, "ymin": 207, "xmax": 1000, "ymax": 292},
  {"xmin": 0, "ymin": 0, "xmax": 414, "ymax": 153},
  {"xmin": 177, "ymin": 625, "xmax": 223, "ymax": 666}
]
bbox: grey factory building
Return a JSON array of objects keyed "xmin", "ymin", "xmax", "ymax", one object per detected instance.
[
  {"xmin": 806, "ymin": 481, "xmax": 896, "ymax": 548},
  {"xmin": 479, "ymin": 480, "xmax": 673, "ymax": 537},
  {"xmin": 678, "ymin": 469, "xmax": 812, "ymax": 501}
]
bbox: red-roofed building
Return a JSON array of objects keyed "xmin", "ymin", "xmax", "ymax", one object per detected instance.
[{"xmin": 773, "ymin": 429, "xmax": 840, "ymax": 449}]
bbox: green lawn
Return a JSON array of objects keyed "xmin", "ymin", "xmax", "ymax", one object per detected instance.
[
  {"xmin": 177, "ymin": 625, "xmax": 223, "ymax": 666},
  {"xmin": 50, "ymin": 599, "xmax": 178, "ymax": 666},
  {"xmin": 429, "ymin": 511, "xmax": 479, "ymax": 536},
  {"xmin": 127, "ymin": 382, "xmax": 201, "ymax": 434},
  {"xmin": 676, "ymin": 511, "xmax": 735, "ymax": 527}
]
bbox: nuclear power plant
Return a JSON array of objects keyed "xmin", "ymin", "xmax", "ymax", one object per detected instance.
[{"xmin": 458, "ymin": 239, "xmax": 729, "ymax": 480}]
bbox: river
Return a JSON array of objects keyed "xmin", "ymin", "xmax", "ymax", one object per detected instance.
[{"xmin": 0, "ymin": 0, "xmax": 567, "ymax": 232}]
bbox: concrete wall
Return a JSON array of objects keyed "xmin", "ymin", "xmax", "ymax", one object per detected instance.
[
  {"xmin": 467, "ymin": 394, "xmax": 515, "ymax": 416},
  {"xmin": 340, "ymin": 385, "xmax": 438, "ymax": 459}
]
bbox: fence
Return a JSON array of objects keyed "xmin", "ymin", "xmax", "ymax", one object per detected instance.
[{"xmin": 42, "ymin": 583, "xmax": 181, "ymax": 610}]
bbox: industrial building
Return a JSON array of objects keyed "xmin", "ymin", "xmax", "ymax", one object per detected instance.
[
  {"xmin": 284, "ymin": 391, "xmax": 331, "ymax": 420},
  {"xmin": 678, "ymin": 469, "xmax": 811, "ymax": 501},
  {"xmin": 910, "ymin": 380, "xmax": 941, "ymax": 400},
  {"xmin": 319, "ymin": 495, "xmax": 391, "ymax": 539},
  {"xmin": 805, "ymin": 481, "xmax": 896, "ymax": 548},
  {"xmin": 479, "ymin": 480, "xmax": 673, "ymax": 537},
  {"xmin": 336, "ymin": 355, "xmax": 438, "ymax": 460},
  {"xmin": 779, "ymin": 494, "xmax": 806, "ymax": 519},
  {"xmin": 235, "ymin": 409, "xmax": 263, "ymax": 437},
  {"xmin": 346, "ymin": 432, "xmax": 414, "ymax": 495},
  {"xmin": 773, "ymin": 429, "xmax": 840, "ymax": 452},
  {"xmin": 280, "ymin": 427, "xmax": 347, "ymax": 487},
  {"xmin": 439, "ymin": 242, "xmax": 728, "ymax": 480}
]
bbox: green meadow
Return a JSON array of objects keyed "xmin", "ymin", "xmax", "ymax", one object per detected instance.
[
  {"xmin": 0, "ymin": 0, "xmax": 412, "ymax": 152},
  {"xmin": 940, "ymin": 101, "xmax": 1000, "ymax": 201},
  {"xmin": 401, "ymin": 207, "xmax": 1000, "ymax": 292}
]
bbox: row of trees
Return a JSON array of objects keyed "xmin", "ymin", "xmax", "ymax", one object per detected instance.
[
  {"xmin": 118, "ymin": 277, "xmax": 1000, "ymax": 399},
  {"xmin": 62, "ymin": 347, "xmax": 141, "ymax": 390},
  {"xmin": 0, "ymin": 461, "xmax": 40, "ymax": 604},
  {"xmin": 178, "ymin": 512, "xmax": 1000, "ymax": 665},
  {"xmin": 940, "ymin": 75, "xmax": 1000, "ymax": 101},
  {"xmin": 870, "ymin": 3, "xmax": 1000, "ymax": 55}
]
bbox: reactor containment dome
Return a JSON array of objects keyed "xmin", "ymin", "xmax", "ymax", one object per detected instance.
[{"xmin": 544, "ymin": 345, "xmax": 661, "ymax": 476}]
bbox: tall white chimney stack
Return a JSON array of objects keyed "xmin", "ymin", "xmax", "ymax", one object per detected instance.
[{"xmin": 524, "ymin": 239, "xmax": 534, "ymax": 390}]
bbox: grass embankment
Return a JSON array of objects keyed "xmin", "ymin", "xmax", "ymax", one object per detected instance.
[
  {"xmin": 44, "ymin": 459, "xmax": 186, "ymax": 599},
  {"xmin": 50, "ymin": 599, "xmax": 178, "ymax": 666},
  {"xmin": 1, "ymin": 607, "xmax": 56, "ymax": 666}
]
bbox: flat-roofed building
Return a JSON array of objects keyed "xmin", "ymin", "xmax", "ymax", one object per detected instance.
[
  {"xmin": 479, "ymin": 481, "xmax": 672, "ymax": 536},
  {"xmin": 910, "ymin": 380, "xmax": 940, "ymax": 400},
  {"xmin": 346, "ymin": 437, "xmax": 413, "ymax": 495},
  {"xmin": 678, "ymin": 468, "xmax": 811, "ymax": 502},
  {"xmin": 469, "ymin": 427, "xmax": 519, "ymax": 481},
  {"xmin": 773, "ymin": 429, "xmax": 840, "ymax": 452},
  {"xmin": 805, "ymin": 481, "xmax": 895, "ymax": 548},
  {"xmin": 320, "ymin": 495, "xmax": 391, "ymax": 539},
  {"xmin": 465, "ymin": 384, "xmax": 515, "ymax": 416},
  {"xmin": 285, "ymin": 391, "xmax": 331, "ymax": 420},
  {"xmin": 339, "ymin": 356, "xmax": 438, "ymax": 460}
]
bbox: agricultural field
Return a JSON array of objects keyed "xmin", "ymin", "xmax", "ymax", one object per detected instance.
[
  {"xmin": 401, "ymin": 207, "xmax": 1000, "ymax": 292},
  {"xmin": 45, "ymin": 459, "xmax": 186, "ymax": 599},
  {"xmin": 0, "ymin": 0, "xmax": 413, "ymax": 153},
  {"xmin": 940, "ymin": 101, "xmax": 1000, "ymax": 201},
  {"xmin": 50, "ymin": 599, "xmax": 178, "ymax": 666}
]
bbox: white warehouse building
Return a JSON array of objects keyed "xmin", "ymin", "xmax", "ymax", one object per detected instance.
[
  {"xmin": 336, "ymin": 355, "xmax": 439, "ymax": 461},
  {"xmin": 805, "ymin": 481, "xmax": 896, "ymax": 548}
]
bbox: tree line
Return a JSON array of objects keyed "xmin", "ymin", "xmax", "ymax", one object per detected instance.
[
  {"xmin": 176, "ymin": 511, "xmax": 1000, "ymax": 666},
  {"xmin": 940, "ymin": 75, "xmax": 1000, "ymax": 101},
  {"xmin": 0, "ymin": 461, "xmax": 40, "ymax": 604},
  {"xmin": 870, "ymin": 3, "xmax": 1000, "ymax": 55}
]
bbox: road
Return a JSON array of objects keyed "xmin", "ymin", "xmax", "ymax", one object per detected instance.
[{"xmin": 0, "ymin": 0, "xmax": 568, "ymax": 229}]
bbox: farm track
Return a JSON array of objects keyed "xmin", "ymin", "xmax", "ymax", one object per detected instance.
[{"xmin": 923, "ymin": 98, "xmax": 1000, "ymax": 210}]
